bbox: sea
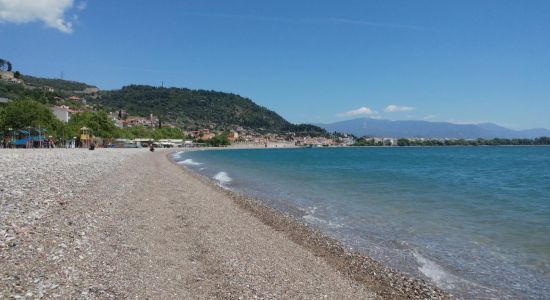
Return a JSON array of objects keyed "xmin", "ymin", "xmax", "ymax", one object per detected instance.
[{"xmin": 172, "ymin": 147, "xmax": 550, "ymax": 299}]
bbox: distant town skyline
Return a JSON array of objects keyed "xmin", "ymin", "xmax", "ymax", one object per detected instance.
[{"xmin": 1, "ymin": 0, "xmax": 549, "ymax": 130}]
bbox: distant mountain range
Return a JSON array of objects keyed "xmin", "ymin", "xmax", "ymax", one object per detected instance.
[{"xmin": 317, "ymin": 118, "xmax": 550, "ymax": 139}]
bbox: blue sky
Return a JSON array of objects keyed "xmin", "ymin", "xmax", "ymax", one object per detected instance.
[{"xmin": 1, "ymin": 0, "xmax": 549, "ymax": 129}]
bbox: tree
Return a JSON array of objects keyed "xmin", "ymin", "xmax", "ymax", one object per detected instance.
[
  {"xmin": 199, "ymin": 133, "xmax": 230, "ymax": 147},
  {"xmin": 66, "ymin": 111, "xmax": 118, "ymax": 138},
  {"xmin": 397, "ymin": 138, "xmax": 411, "ymax": 146},
  {"xmin": 0, "ymin": 100, "xmax": 62, "ymax": 135},
  {"xmin": 116, "ymin": 126, "xmax": 152, "ymax": 139},
  {"xmin": 13, "ymin": 71, "xmax": 21, "ymax": 79},
  {"xmin": 151, "ymin": 127, "xmax": 184, "ymax": 140}
]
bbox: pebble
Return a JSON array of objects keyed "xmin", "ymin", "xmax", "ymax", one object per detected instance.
[{"xmin": 0, "ymin": 149, "xmax": 138, "ymax": 298}]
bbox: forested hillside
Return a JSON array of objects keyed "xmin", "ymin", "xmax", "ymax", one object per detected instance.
[
  {"xmin": 2, "ymin": 73, "xmax": 327, "ymax": 135},
  {"xmin": 21, "ymin": 75, "xmax": 95, "ymax": 92},
  {"xmin": 0, "ymin": 81, "xmax": 62, "ymax": 103},
  {"xmin": 94, "ymin": 85, "xmax": 326, "ymax": 134}
]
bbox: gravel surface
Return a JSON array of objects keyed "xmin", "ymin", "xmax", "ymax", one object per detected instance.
[
  {"xmin": 1, "ymin": 149, "xmax": 375, "ymax": 299},
  {"xmin": 1, "ymin": 149, "xmax": 138, "ymax": 298}
]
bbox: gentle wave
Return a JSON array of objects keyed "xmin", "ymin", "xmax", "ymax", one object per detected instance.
[
  {"xmin": 413, "ymin": 251, "xmax": 456, "ymax": 289},
  {"xmin": 413, "ymin": 251, "xmax": 499, "ymax": 297},
  {"xmin": 172, "ymin": 151, "xmax": 184, "ymax": 159},
  {"xmin": 302, "ymin": 206, "xmax": 343, "ymax": 229},
  {"xmin": 177, "ymin": 159, "xmax": 203, "ymax": 166},
  {"xmin": 213, "ymin": 171, "xmax": 232, "ymax": 184}
]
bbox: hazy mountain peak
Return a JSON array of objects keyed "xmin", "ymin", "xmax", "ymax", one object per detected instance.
[{"xmin": 318, "ymin": 117, "xmax": 550, "ymax": 139}]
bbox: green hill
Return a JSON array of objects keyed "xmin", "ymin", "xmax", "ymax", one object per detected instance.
[
  {"xmin": 3, "ymin": 71, "xmax": 326, "ymax": 135},
  {"xmin": 93, "ymin": 85, "xmax": 326, "ymax": 135},
  {"xmin": 21, "ymin": 75, "xmax": 95, "ymax": 92},
  {"xmin": 0, "ymin": 80, "xmax": 62, "ymax": 104}
]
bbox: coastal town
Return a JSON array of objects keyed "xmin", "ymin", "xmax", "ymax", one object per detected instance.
[
  {"xmin": 4, "ymin": 59, "xmax": 549, "ymax": 150},
  {"xmin": 2, "ymin": 63, "xmax": 359, "ymax": 148}
]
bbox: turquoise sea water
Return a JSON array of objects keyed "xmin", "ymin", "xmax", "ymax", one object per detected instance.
[{"xmin": 174, "ymin": 147, "xmax": 550, "ymax": 299}]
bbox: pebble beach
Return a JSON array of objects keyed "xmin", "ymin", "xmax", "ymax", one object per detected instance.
[{"xmin": 1, "ymin": 148, "xmax": 446, "ymax": 299}]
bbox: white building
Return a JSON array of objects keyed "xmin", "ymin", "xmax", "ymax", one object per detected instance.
[
  {"xmin": 51, "ymin": 106, "xmax": 71, "ymax": 123},
  {"xmin": 158, "ymin": 139, "xmax": 183, "ymax": 147}
]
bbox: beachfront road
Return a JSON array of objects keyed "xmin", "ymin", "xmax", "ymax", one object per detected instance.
[{"xmin": 0, "ymin": 149, "xmax": 375, "ymax": 299}]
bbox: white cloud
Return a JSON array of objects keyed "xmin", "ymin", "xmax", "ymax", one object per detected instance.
[
  {"xmin": 337, "ymin": 107, "xmax": 377, "ymax": 117},
  {"xmin": 423, "ymin": 114, "xmax": 436, "ymax": 120},
  {"xmin": 384, "ymin": 105, "xmax": 415, "ymax": 112},
  {"xmin": 0, "ymin": 0, "xmax": 77, "ymax": 33}
]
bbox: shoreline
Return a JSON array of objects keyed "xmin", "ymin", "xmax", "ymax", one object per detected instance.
[
  {"xmin": 169, "ymin": 149, "xmax": 449, "ymax": 299},
  {"xmin": 1, "ymin": 148, "xmax": 447, "ymax": 299}
]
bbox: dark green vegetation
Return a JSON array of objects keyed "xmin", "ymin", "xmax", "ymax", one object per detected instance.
[
  {"xmin": 353, "ymin": 137, "xmax": 550, "ymax": 146},
  {"xmin": 65, "ymin": 111, "xmax": 117, "ymax": 139},
  {"xmin": 93, "ymin": 85, "xmax": 326, "ymax": 135},
  {"xmin": 289, "ymin": 124, "xmax": 330, "ymax": 137},
  {"xmin": 0, "ymin": 99, "xmax": 105, "ymax": 140},
  {"xmin": 0, "ymin": 81, "xmax": 64, "ymax": 104},
  {"xmin": 0, "ymin": 81, "xmax": 95, "ymax": 113},
  {"xmin": 0, "ymin": 99, "xmax": 184, "ymax": 141},
  {"xmin": 197, "ymin": 133, "xmax": 230, "ymax": 147},
  {"xmin": 0, "ymin": 100, "xmax": 63, "ymax": 136},
  {"xmin": 353, "ymin": 138, "xmax": 392, "ymax": 147},
  {"xmin": 1, "ymin": 72, "xmax": 328, "ymax": 142},
  {"xmin": 2, "ymin": 66, "xmax": 328, "ymax": 142},
  {"xmin": 21, "ymin": 75, "xmax": 95, "ymax": 92},
  {"xmin": 2, "ymin": 74, "xmax": 327, "ymax": 137}
]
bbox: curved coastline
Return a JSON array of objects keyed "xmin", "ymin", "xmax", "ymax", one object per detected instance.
[{"xmin": 169, "ymin": 148, "xmax": 449, "ymax": 299}]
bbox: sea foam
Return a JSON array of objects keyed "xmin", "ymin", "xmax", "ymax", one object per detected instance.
[
  {"xmin": 413, "ymin": 251, "xmax": 461, "ymax": 290},
  {"xmin": 302, "ymin": 206, "xmax": 343, "ymax": 228},
  {"xmin": 178, "ymin": 159, "xmax": 203, "ymax": 166},
  {"xmin": 213, "ymin": 171, "xmax": 232, "ymax": 185},
  {"xmin": 413, "ymin": 251, "xmax": 496, "ymax": 296},
  {"xmin": 172, "ymin": 151, "xmax": 184, "ymax": 159}
]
